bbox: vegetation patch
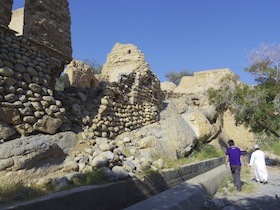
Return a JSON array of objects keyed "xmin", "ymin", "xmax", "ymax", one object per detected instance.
[
  {"xmin": 0, "ymin": 182, "xmax": 45, "ymax": 205},
  {"xmin": 217, "ymin": 167, "xmax": 256, "ymax": 194},
  {"xmin": 164, "ymin": 144, "xmax": 224, "ymax": 168},
  {"xmin": 72, "ymin": 169, "xmax": 108, "ymax": 186}
]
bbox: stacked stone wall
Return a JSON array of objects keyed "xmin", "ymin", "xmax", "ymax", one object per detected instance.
[
  {"xmin": 57, "ymin": 71, "xmax": 163, "ymax": 139},
  {"xmin": 0, "ymin": 0, "xmax": 13, "ymax": 27},
  {"xmin": 0, "ymin": 26, "xmax": 68, "ymax": 138},
  {"xmin": 24, "ymin": 0, "xmax": 72, "ymax": 58}
]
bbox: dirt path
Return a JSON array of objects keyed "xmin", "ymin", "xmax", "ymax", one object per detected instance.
[{"xmin": 213, "ymin": 166, "xmax": 280, "ymax": 210}]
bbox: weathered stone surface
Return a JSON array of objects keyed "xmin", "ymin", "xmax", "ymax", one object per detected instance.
[
  {"xmin": 112, "ymin": 166, "xmax": 129, "ymax": 180},
  {"xmin": 0, "ymin": 107, "xmax": 22, "ymax": 125},
  {"xmin": 33, "ymin": 116, "xmax": 62, "ymax": 134},
  {"xmin": 222, "ymin": 110, "xmax": 255, "ymax": 149},
  {"xmin": 174, "ymin": 69, "xmax": 235, "ymax": 94},
  {"xmin": 24, "ymin": 0, "xmax": 72, "ymax": 57},
  {"xmin": 0, "ymin": 137, "xmax": 63, "ymax": 170},
  {"xmin": 0, "ymin": 0, "xmax": 13, "ymax": 27},
  {"xmin": 182, "ymin": 111, "xmax": 215, "ymax": 142},
  {"xmin": 101, "ymin": 42, "xmax": 155, "ymax": 83},
  {"xmin": 0, "ymin": 121, "xmax": 16, "ymax": 140},
  {"xmin": 160, "ymin": 81, "xmax": 177, "ymax": 92},
  {"xmin": 0, "ymin": 132, "xmax": 77, "ymax": 170},
  {"xmin": 64, "ymin": 60, "xmax": 99, "ymax": 88},
  {"xmin": 115, "ymin": 100, "xmax": 197, "ymax": 159}
]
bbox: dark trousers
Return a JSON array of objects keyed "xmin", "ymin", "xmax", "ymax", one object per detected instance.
[{"xmin": 231, "ymin": 166, "xmax": 241, "ymax": 190}]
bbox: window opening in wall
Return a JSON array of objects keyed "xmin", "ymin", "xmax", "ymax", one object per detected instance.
[{"xmin": 9, "ymin": 0, "xmax": 25, "ymax": 35}]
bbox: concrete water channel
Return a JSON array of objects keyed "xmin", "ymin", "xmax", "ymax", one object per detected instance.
[{"xmin": 2, "ymin": 156, "xmax": 226, "ymax": 210}]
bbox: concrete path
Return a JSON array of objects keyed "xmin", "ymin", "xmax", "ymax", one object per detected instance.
[
  {"xmin": 213, "ymin": 166, "xmax": 280, "ymax": 210},
  {"xmin": 124, "ymin": 164, "xmax": 228, "ymax": 210}
]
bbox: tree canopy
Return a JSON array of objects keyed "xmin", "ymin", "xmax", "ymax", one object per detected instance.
[
  {"xmin": 83, "ymin": 59, "xmax": 103, "ymax": 74},
  {"xmin": 165, "ymin": 70, "xmax": 194, "ymax": 85},
  {"xmin": 208, "ymin": 44, "xmax": 280, "ymax": 138}
]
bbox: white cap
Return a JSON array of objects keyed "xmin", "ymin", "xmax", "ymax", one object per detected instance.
[{"xmin": 254, "ymin": 144, "xmax": 259, "ymax": 149}]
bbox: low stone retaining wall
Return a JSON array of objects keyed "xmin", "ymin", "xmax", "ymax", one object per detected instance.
[{"xmin": 2, "ymin": 156, "xmax": 225, "ymax": 210}]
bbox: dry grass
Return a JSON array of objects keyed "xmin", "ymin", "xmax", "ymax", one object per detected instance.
[{"xmin": 218, "ymin": 166, "xmax": 256, "ymax": 194}]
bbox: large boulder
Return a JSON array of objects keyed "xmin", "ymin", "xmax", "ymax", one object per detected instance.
[
  {"xmin": 118, "ymin": 100, "xmax": 197, "ymax": 159},
  {"xmin": 64, "ymin": 59, "xmax": 99, "ymax": 88},
  {"xmin": 0, "ymin": 132, "xmax": 78, "ymax": 171},
  {"xmin": 33, "ymin": 116, "xmax": 62, "ymax": 134},
  {"xmin": 181, "ymin": 111, "xmax": 215, "ymax": 142}
]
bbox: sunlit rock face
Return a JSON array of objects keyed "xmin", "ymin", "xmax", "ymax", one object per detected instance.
[{"xmin": 174, "ymin": 68, "xmax": 235, "ymax": 94}]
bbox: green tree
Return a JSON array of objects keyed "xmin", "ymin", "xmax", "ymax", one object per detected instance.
[
  {"xmin": 165, "ymin": 70, "xmax": 193, "ymax": 85},
  {"xmin": 208, "ymin": 44, "xmax": 280, "ymax": 138}
]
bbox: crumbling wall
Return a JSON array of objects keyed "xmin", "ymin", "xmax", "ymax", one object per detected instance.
[
  {"xmin": 24, "ymin": 0, "xmax": 72, "ymax": 58},
  {"xmin": 174, "ymin": 68, "xmax": 234, "ymax": 94},
  {"xmin": 56, "ymin": 72, "xmax": 163, "ymax": 139},
  {"xmin": 0, "ymin": 0, "xmax": 13, "ymax": 27},
  {"xmin": 56, "ymin": 43, "xmax": 164, "ymax": 139},
  {"xmin": 0, "ymin": 26, "xmax": 68, "ymax": 138}
]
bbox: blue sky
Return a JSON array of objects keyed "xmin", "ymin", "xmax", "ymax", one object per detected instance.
[{"xmin": 13, "ymin": 1, "xmax": 280, "ymax": 84}]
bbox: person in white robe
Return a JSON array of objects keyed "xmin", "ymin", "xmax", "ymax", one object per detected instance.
[{"xmin": 249, "ymin": 144, "xmax": 268, "ymax": 184}]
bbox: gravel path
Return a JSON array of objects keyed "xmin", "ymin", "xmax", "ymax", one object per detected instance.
[{"xmin": 212, "ymin": 166, "xmax": 280, "ymax": 210}]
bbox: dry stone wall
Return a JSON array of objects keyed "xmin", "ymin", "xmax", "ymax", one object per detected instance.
[
  {"xmin": 57, "ymin": 70, "xmax": 163, "ymax": 139},
  {"xmin": 0, "ymin": 26, "xmax": 68, "ymax": 138},
  {"xmin": 24, "ymin": 0, "xmax": 72, "ymax": 58},
  {"xmin": 0, "ymin": 0, "xmax": 13, "ymax": 27},
  {"xmin": 56, "ymin": 43, "xmax": 164, "ymax": 139}
]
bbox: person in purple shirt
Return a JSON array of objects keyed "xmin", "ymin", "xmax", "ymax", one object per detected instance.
[{"xmin": 225, "ymin": 139, "xmax": 245, "ymax": 191}]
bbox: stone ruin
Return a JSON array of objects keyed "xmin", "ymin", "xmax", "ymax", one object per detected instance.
[
  {"xmin": 0, "ymin": 1, "xmax": 258, "ymax": 200},
  {"xmin": 57, "ymin": 43, "xmax": 164, "ymax": 139},
  {"xmin": 64, "ymin": 59, "xmax": 99, "ymax": 88},
  {"xmin": 0, "ymin": 0, "xmax": 13, "ymax": 28},
  {"xmin": 162, "ymin": 68, "xmax": 255, "ymax": 150},
  {"xmin": 7, "ymin": 0, "xmax": 72, "ymax": 58},
  {"xmin": 174, "ymin": 68, "xmax": 235, "ymax": 94},
  {"xmin": 0, "ymin": 0, "xmax": 164, "ymax": 142},
  {"xmin": 0, "ymin": 0, "xmax": 72, "ymax": 139}
]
